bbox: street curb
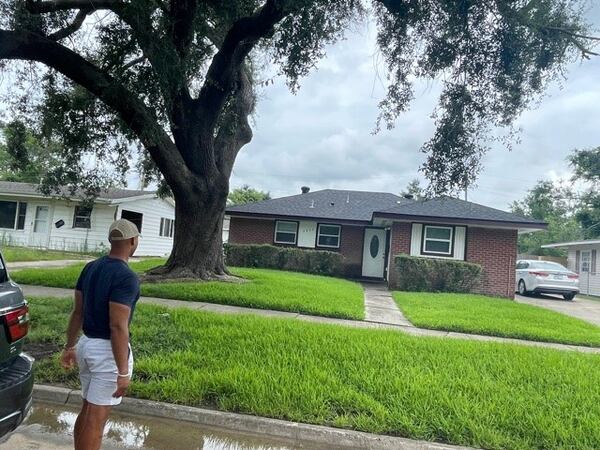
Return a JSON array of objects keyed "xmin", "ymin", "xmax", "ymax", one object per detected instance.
[{"xmin": 33, "ymin": 384, "xmax": 471, "ymax": 450}]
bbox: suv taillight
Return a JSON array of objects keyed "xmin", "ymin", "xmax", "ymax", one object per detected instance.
[{"xmin": 4, "ymin": 304, "xmax": 29, "ymax": 343}]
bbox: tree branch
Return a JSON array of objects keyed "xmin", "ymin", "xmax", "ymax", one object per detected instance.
[
  {"xmin": 192, "ymin": 0, "xmax": 291, "ymax": 177},
  {"xmin": 215, "ymin": 66, "xmax": 255, "ymax": 178},
  {"xmin": 195, "ymin": 1, "xmax": 289, "ymax": 121},
  {"xmin": 122, "ymin": 55, "xmax": 146, "ymax": 70},
  {"xmin": 48, "ymin": 8, "xmax": 90, "ymax": 41},
  {"xmin": 169, "ymin": 0, "xmax": 198, "ymax": 58},
  {"xmin": 0, "ymin": 29, "xmax": 192, "ymax": 196}
]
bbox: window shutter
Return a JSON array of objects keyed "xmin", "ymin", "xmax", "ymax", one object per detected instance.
[
  {"xmin": 592, "ymin": 249, "xmax": 597, "ymax": 274},
  {"xmin": 575, "ymin": 250, "xmax": 580, "ymax": 272}
]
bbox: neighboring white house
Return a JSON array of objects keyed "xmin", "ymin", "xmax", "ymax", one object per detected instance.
[
  {"xmin": 542, "ymin": 240, "xmax": 600, "ymax": 296},
  {"xmin": 0, "ymin": 181, "xmax": 175, "ymax": 256}
]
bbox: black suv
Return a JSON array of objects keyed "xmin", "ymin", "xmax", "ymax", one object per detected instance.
[{"xmin": 0, "ymin": 252, "xmax": 33, "ymax": 438}]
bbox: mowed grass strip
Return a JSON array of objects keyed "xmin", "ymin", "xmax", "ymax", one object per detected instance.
[
  {"xmin": 2, "ymin": 246, "xmax": 95, "ymax": 262},
  {"xmin": 29, "ymin": 296, "xmax": 600, "ymax": 450},
  {"xmin": 394, "ymin": 291, "xmax": 600, "ymax": 347},
  {"xmin": 12, "ymin": 259, "xmax": 364, "ymax": 319}
]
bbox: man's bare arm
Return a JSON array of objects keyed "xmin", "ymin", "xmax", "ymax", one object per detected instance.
[
  {"xmin": 109, "ymin": 302, "xmax": 131, "ymax": 376},
  {"xmin": 60, "ymin": 290, "xmax": 83, "ymax": 369}
]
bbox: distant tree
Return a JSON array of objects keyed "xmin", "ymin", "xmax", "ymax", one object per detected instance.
[
  {"xmin": 511, "ymin": 180, "xmax": 582, "ymax": 256},
  {"xmin": 0, "ymin": 120, "xmax": 58, "ymax": 183},
  {"xmin": 228, "ymin": 185, "xmax": 270, "ymax": 205},
  {"xmin": 401, "ymin": 179, "xmax": 425, "ymax": 200},
  {"xmin": 570, "ymin": 147, "xmax": 600, "ymax": 238}
]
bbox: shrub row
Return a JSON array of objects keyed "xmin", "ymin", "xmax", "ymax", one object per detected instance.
[
  {"xmin": 224, "ymin": 243, "xmax": 344, "ymax": 277},
  {"xmin": 392, "ymin": 254, "xmax": 482, "ymax": 293}
]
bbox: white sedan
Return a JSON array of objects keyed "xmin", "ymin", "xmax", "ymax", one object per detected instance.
[{"xmin": 515, "ymin": 260, "xmax": 580, "ymax": 301}]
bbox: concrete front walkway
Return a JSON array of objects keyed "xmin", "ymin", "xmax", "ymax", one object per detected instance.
[
  {"xmin": 20, "ymin": 284, "xmax": 600, "ymax": 354},
  {"xmin": 363, "ymin": 282, "xmax": 412, "ymax": 326},
  {"xmin": 515, "ymin": 293, "xmax": 600, "ymax": 327}
]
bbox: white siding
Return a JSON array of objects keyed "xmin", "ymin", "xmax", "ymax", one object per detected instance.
[
  {"xmin": 568, "ymin": 244, "xmax": 600, "ymax": 296},
  {"xmin": 48, "ymin": 202, "xmax": 116, "ymax": 253},
  {"xmin": 410, "ymin": 223, "xmax": 422, "ymax": 256},
  {"xmin": 297, "ymin": 221, "xmax": 317, "ymax": 248},
  {"xmin": 409, "ymin": 222, "xmax": 466, "ymax": 261},
  {"xmin": 0, "ymin": 195, "xmax": 175, "ymax": 257},
  {"xmin": 117, "ymin": 198, "xmax": 175, "ymax": 256}
]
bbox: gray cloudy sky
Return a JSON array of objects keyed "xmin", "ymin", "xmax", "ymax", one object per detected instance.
[{"xmin": 230, "ymin": 5, "xmax": 600, "ymax": 210}]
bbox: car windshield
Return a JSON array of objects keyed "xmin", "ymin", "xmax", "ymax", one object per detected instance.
[{"xmin": 529, "ymin": 261, "xmax": 568, "ymax": 271}]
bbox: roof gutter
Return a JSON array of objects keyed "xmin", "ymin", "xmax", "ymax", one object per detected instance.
[
  {"xmin": 226, "ymin": 211, "xmax": 372, "ymax": 226},
  {"xmin": 371, "ymin": 212, "xmax": 548, "ymax": 230}
]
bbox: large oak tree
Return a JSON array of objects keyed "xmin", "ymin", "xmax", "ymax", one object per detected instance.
[{"xmin": 0, "ymin": 0, "xmax": 597, "ymax": 279}]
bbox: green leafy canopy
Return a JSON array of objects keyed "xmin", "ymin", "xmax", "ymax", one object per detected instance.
[{"xmin": 0, "ymin": 0, "xmax": 596, "ymax": 198}]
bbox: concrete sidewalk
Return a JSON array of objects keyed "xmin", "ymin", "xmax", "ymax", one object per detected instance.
[
  {"xmin": 8, "ymin": 259, "xmax": 90, "ymax": 270},
  {"xmin": 20, "ymin": 284, "xmax": 600, "ymax": 354}
]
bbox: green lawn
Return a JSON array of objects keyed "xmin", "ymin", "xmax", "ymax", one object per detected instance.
[
  {"xmin": 28, "ymin": 296, "xmax": 600, "ymax": 450},
  {"xmin": 394, "ymin": 291, "xmax": 600, "ymax": 347},
  {"xmin": 11, "ymin": 259, "xmax": 364, "ymax": 319},
  {"xmin": 1, "ymin": 246, "xmax": 97, "ymax": 263}
]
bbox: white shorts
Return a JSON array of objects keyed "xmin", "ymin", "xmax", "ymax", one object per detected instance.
[{"xmin": 76, "ymin": 335, "xmax": 134, "ymax": 406}]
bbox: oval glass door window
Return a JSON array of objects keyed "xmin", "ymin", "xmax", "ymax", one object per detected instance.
[{"xmin": 369, "ymin": 235, "xmax": 379, "ymax": 258}]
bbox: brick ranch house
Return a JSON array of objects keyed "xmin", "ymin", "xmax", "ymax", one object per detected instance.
[{"xmin": 226, "ymin": 188, "xmax": 547, "ymax": 298}]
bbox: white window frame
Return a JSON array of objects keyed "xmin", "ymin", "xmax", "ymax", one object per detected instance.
[
  {"xmin": 581, "ymin": 250, "xmax": 592, "ymax": 273},
  {"xmin": 159, "ymin": 217, "xmax": 174, "ymax": 238},
  {"xmin": 422, "ymin": 225, "xmax": 454, "ymax": 256},
  {"xmin": 317, "ymin": 224, "xmax": 341, "ymax": 249},
  {"xmin": 274, "ymin": 220, "xmax": 298, "ymax": 245}
]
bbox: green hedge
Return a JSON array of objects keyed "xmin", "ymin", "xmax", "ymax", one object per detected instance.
[
  {"xmin": 392, "ymin": 254, "xmax": 482, "ymax": 293},
  {"xmin": 224, "ymin": 244, "xmax": 344, "ymax": 277}
]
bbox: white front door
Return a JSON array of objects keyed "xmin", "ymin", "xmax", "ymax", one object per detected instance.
[
  {"xmin": 29, "ymin": 205, "xmax": 50, "ymax": 247},
  {"xmin": 362, "ymin": 228, "xmax": 387, "ymax": 278}
]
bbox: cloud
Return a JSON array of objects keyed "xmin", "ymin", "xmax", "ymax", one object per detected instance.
[{"xmin": 233, "ymin": 7, "xmax": 600, "ymax": 210}]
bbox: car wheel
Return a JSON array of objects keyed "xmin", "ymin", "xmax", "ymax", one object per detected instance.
[
  {"xmin": 518, "ymin": 280, "xmax": 528, "ymax": 296},
  {"xmin": 563, "ymin": 293, "xmax": 575, "ymax": 301}
]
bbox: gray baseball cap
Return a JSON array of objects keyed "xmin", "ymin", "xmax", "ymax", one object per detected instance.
[{"xmin": 108, "ymin": 219, "xmax": 140, "ymax": 242}]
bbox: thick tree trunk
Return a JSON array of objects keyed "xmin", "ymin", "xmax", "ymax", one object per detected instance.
[{"xmin": 146, "ymin": 184, "xmax": 231, "ymax": 281}]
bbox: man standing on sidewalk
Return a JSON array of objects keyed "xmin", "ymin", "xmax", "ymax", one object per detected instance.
[{"xmin": 60, "ymin": 219, "xmax": 141, "ymax": 450}]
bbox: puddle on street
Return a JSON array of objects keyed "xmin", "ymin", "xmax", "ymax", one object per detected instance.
[{"xmin": 10, "ymin": 402, "xmax": 340, "ymax": 450}]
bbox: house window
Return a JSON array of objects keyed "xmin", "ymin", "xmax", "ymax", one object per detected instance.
[
  {"xmin": 317, "ymin": 224, "xmax": 341, "ymax": 248},
  {"xmin": 16, "ymin": 202, "xmax": 27, "ymax": 230},
  {"xmin": 581, "ymin": 251, "xmax": 591, "ymax": 272},
  {"xmin": 422, "ymin": 225, "xmax": 453, "ymax": 256},
  {"xmin": 0, "ymin": 201, "xmax": 27, "ymax": 230},
  {"xmin": 121, "ymin": 210, "xmax": 143, "ymax": 232},
  {"xmin": 73, "ymin": 206, "xmax": 92, "ymax": 229},
  {"xmin": 274, "ymin": 221, "xmax": 298, "ymax": 244},
  {"xmin": 160, "ymin": 218, "xmax": 174, "ymax": 238}
]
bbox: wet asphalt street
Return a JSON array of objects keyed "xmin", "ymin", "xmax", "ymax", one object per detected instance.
[{"xmin": 0, "ymin": 402, "xmax": 330, "ymax": 450}]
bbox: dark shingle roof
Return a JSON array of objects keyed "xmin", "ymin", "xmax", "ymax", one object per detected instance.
[
  {"xmin": 227, "ymin": 189, "xmax": 546, "ymax": 228},
  {"xmin": 0, "ymin": 181, "xmax": 154, "ymax": 202},
  {"xmin": 227, "ymin": 189, "xmax": 410, "ymax": 222},
  {"xmin": 375, "ymin": 196, "xmax": 545, "ymax": 225}
]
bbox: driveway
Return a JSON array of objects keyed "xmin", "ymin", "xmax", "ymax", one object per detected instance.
[{"xmin": 515, "ymin": 293, "xmax": 600, "ymax": 327}]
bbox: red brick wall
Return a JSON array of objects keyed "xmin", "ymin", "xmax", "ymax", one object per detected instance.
[
  {"xmin": 228, "ymin": 217, "xmax": 274, "ymax": 244},
  {"xmin": 228, "ymin": 217, "xmax": 365, "ymax": 277},
  {"xmin": 336, "ymin": 225, "xmax": 364, "ymax": 277},
  {"xmin": 466, "ymin": 227, "xmax": 517, "ymax": 298},
  {"xmin": 387, "ymin": 222, "xmax": 412, "ymax": 286}
]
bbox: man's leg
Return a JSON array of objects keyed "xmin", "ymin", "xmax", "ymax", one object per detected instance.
[
  {"xmin": 75, "ymin": 403, "xmax": 112, "ymax": 450},
  {"xmin": 73, "ymin": 400, "xmax": 89, "ymax": 449}
]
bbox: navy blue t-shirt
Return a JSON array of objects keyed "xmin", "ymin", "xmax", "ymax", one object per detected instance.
[{"xmin": 76, "ymin": 256, "xmax": 140, "ymax": 340}]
